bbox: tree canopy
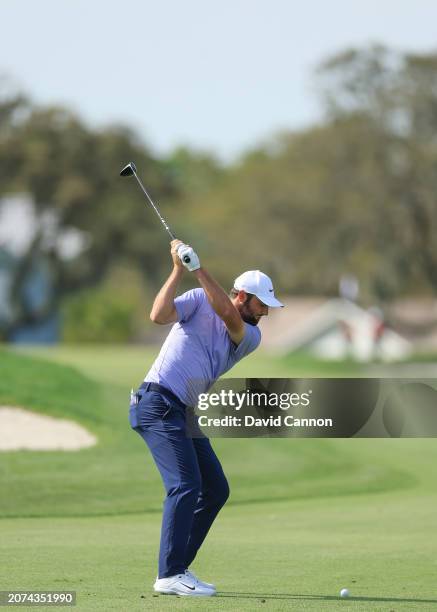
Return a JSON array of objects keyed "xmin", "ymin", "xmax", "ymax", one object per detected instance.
[{"xmin": 1, "ymin": 44, "xmax": 437, "ymax": 339}]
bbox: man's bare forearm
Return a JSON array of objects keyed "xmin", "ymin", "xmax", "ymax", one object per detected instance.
[
  {"xmin": 194, "ymin": 267, "xmax": 235, "ymax": 319},
  {"xmin": 150, "ymin": 266, "xmax": 184, "ymax": 323}
]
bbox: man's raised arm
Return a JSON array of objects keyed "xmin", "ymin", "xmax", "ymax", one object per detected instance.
[
  {"xmin": 149, "ymin": 240, "xmax": 185, "ymax": 325},
  {"xmin": 194, "ymin": 267, "xmax": 245, "ymax": 345},
  {"xmin": 154, "ymin": 240, "xmax": 245, "ymax": 344}
]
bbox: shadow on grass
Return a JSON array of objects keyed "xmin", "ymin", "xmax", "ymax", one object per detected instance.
[{"xmin": 217, "ymin": 592, "xmax": 437, "ymax": 605}]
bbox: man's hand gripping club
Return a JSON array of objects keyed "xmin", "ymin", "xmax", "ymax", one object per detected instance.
[{"xmin": 171, "ymin": 239, "xmax": 201, "ymax": 272}]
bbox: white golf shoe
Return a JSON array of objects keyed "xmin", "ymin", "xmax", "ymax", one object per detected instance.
[
  {"xmin": 184, "ymin": 569, "xmax": 216, "ymax": 592},
  {"xmin": 153, "ymin": 572, "xmax": 215, "ymax": 596}
]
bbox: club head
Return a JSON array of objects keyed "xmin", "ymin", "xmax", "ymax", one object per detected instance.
[{"xmin": 120, "ymin": 162, "xmax": 137, "ymax": 177}]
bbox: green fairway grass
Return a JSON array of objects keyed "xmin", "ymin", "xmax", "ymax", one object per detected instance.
[
  {"xmin": 1, "ymin": 346, "xmax": 437, "ymax": 610},
  {"xmin": 2, "ymin": 491, "xmax": 437, "ymax": 611},
  {"xmin": 14, "ymin": 344, "xmax": 365, "ymax": 388}
]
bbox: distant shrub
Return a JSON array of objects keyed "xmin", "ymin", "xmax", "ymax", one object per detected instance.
[{"xmin": 61, "ymin": 265, "xmax": 150, "ymax": 342}]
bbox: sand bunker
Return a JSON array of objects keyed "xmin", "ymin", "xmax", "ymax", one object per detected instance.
[{"xmin": 0, "ymin": 406, "xmax": 97, "ymax": 451}]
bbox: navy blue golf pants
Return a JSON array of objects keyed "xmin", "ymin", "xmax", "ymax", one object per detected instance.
[{"xmin": 129, "ymin": 387, "xmax": 229, "ymax": 578}]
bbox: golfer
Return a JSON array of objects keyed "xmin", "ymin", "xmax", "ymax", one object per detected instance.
[{"xmin": 129, "ymin": 239, "xmax": 283, "ymax": 596}]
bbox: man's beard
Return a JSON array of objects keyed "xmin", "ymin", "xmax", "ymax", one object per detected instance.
[
  {"xmin": 240, "ymin": 308, "xmax": 260, "ymax": 326},
  {"xmin": 236, "ymin": 295, "xmax": 261, "ymax": 326}
]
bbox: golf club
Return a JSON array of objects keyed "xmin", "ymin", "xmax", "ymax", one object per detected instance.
[{"xmin": 120, "ymin": 162, "xmax": 191, "ymax": 264}]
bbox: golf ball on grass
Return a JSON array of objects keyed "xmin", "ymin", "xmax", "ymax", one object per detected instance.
[{"xmin": 340, "ymin": 588, "xmax": 350, "ymax": 598}]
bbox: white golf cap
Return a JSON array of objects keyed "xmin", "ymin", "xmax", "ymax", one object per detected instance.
[{"xmin": 233, "ymin": 270, "xmax": 284, "ymax": 308}]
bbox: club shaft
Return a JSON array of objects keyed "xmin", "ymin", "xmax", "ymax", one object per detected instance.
[{"xmin": 132, "ymin": 171, "xmax": 176, "ymax": 240}]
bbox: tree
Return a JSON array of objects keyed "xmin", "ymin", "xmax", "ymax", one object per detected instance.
[
  {"xmin": 0, "ymin": 89, "xmax": 180, "ymax": 339},
  {"xmin": 316, "ymin": 45, "xmax": 437, "ymax": 296}
]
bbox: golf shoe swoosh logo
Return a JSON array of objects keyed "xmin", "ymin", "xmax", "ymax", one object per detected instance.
[{"xmin": 180, "ymin": 583, "xmax": 195, "ymax": 591}]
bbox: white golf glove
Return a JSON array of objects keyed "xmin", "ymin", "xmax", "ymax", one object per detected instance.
[{"xmin": 177, "ymin": 244, "xmax": 200, "ymax": 272}]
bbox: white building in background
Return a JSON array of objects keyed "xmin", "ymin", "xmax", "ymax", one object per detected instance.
[{"xmin": 260, "ymin": 298, "xmax": 411, "ymax": 362}]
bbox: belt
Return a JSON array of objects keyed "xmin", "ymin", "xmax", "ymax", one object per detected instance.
[{"xmin": 139, "ymin": 382, "xmax": 187, "ymax": 409}]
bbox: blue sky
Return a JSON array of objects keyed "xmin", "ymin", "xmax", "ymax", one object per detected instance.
[{"xmin": 1, "ymin": 1, "xmax": 436, "ymax": 160}]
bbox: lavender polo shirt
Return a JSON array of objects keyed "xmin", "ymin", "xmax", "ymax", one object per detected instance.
[{"xmin": 145, "ymin": 288, "xmax": 261, "ymax": 406}]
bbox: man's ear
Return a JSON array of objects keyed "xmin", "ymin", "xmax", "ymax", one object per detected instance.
[{"xmin": 237, "ymin": 290, "xmax": 247, "ymax": 304}]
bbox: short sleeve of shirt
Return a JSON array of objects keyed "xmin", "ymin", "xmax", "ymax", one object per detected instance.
[
  {"xmin": 174, "ymin": 288, "xmax": 204, "ymax": 323},
  {"xmin": 232, "ymin": 323, "xmax": 261, "ymax": 359}
]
